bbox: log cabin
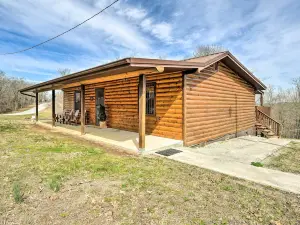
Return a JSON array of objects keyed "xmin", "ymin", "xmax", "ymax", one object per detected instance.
[{"xmin": 20, "ymin": 51, "xmax": 280, "ymax": 149}]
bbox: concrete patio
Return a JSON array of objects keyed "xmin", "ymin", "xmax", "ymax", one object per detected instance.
[
  {"xmin": 37, "ymin": 120, "xmax": 182, "ymax": 154},
  {"xmin": 184, "ymin": 136, "xmax": 291, "ymax": 164},
  {"xmin": 157, "ymin": 136, "xmax": 300, "ymax": 194}
]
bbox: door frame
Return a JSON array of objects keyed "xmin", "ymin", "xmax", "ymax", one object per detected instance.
[
  {"xmin": 74, "ymin": 90, "xmax": 81, "ymax": 111},
  {"xmin": 95, "ymin": 88, "xmax": 105, "ymax": 126}
]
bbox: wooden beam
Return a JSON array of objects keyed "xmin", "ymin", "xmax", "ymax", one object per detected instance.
[
  {"xmin": 60, "ymin": 68, "xmax": 164, "ymax": 89},
  {"xmin": 52, "ymin": 90, "xmax": 55, "ymax": 127},
  {"xmin": 80, "ymin": 85, "xmax": 85, "ymax": 135},
  {"xmin": 138, "ymin": 74, "xmax": 146, "ymax": 149},
  {"xmin": 184, "ymin": 68, "xmax": 204, "ymax": 75},
  {"xmin": 260, "ymin": 93, "xmax": 264, "ymax": 106},
  {"xmin": 35, "ymin": 92, "xmax": 38, "ymax": 122},
  {"xmin": 182, "ymin": 73, "xmax": 187, "ymax": 146},
  {"xmin": 155, "ymin": 66, "xmax": 164, "ymax": 73}
]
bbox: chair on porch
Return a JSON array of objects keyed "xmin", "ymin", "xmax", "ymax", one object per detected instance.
[
  {"xmin": 69, "ymin": 110, "xmax": 80, "ymax": 125},
  {"xmin": 65, "ymin": 109, "xmax": 74, "ymax": 125},
  {"xmin": 56, "ymin": 109, "xmax": 71, "ymax": 124}
]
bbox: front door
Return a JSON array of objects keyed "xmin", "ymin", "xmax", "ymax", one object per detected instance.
[{"xmin": 95, "ymin": 88, "xmax": 105, "ymax": 126}]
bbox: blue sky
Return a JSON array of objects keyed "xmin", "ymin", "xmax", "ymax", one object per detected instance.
[{"xmin": 0, "ymin": 0, "xmax": 300, "ymax": 88}]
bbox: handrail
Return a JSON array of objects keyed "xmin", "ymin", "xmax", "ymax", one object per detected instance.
[
  {"xmin": 255, "ymin": 107, "xmax": 281, "ymax": 124},
  {"xmin": 256, "ymin": 107, "xmax": 281, "ymax": 137}
]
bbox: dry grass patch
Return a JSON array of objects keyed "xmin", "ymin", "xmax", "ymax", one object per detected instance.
[
  {"xmin": 264, "ymin": 141, "xmax": 300, "ymax": 174},
  {"xmin": 0, "ymin": 116, "xmax": 300, "ymax": 225}
]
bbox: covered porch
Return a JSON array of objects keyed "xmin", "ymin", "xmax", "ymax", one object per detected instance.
[
  {"xmin": 19, "ymin": 58, "xmax": 200, "ymax": 151},
  {"xmin": 38, "ymin": 120, "xmax": 182, "ymax": 153}
]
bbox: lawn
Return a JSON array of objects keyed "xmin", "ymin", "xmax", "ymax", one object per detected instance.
[
  {"xmin": 0, "ymin": 116, "xmax": 300, "ymax": 225},
  {"xmin": 264, "ymin": 141, "xmax": 300, "ymax": 174}
]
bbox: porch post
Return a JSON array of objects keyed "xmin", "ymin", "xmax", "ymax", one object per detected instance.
[
  {"xmin": 52, "ymin": 90, "xmax": 55, "ymax": 127},
  {"xmin": 35, "ymin": 92, "xmax": 38, "ymax": 122},
  {"xmin": 138, "ymin": 74, "xmax": 146, "ymax": 150},
  {"xmin": 260, "ymin": 92, "xmax": 264, "ymax": 106},
  {"xmin": 80, "ymin": 84, "xmax": 85, "ymax": 135}
]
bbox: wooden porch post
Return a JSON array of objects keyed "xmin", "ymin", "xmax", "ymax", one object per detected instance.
[
  {"xmin": 35, "ymin": 92, "xmax": 38, "ymax": 122},
  {"xmin": 138, "ymin": 74, "xmax": 146, "ymax": 150},
  {"xmin": 80, "ymin": 85, "xmax": 85, "ymax": 135},
  {"xmin": 260, "ymin": 93, "xmax": 264, "ymax": 106},
  {"xmin": 52, "ymin": 90, "xmax": 55, "ymax": 127}
]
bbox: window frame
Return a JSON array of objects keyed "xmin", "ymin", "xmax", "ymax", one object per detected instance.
[
  {"xmin": 146, "ymin": 82, "xmax": 156, "ymax": 116},
  {"xmin": 74, "ymin": 90, "xmax": 81, "ymax": 111}
]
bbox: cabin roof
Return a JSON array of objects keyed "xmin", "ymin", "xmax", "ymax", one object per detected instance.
[{"xmin": 20, "ymin": 51, "xmax": 266, "ymax": 93}]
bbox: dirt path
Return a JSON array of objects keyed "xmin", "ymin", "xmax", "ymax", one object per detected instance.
[{"xmin": 4, "ymin": 103, "xmax": 49, "ymax": 116}]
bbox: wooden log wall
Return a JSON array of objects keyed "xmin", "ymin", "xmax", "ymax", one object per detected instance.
[
  {"xmin": 146, "ymin": 72, "xmax": 182, "ymax": 140},
  {"xmin": 184, "ymin": 62, "xmax": 255, "ymax": 146},
  {"xmin": 62, "ymin": 71, "xmax": 183, "ymax": 140}
]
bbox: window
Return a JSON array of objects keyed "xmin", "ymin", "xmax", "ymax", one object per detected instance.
[
  {"xmin": 146, "ymin": 83, "xmax": 155, "ymax": 115},
  {"xmin": 74, "ymin": 91, "xmax": 81, "ymax": 111}
]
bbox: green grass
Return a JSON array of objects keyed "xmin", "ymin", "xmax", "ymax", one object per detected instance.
[
  {"xmin": 49, "ymin": 175, "xmax": 62, "ymax": 192},
  {"xmin": 264, "ymin": 141, "xmax": 300, "ymax": 174},
  {"xmin": 251, "ymin": 162, "xmax": 264, "ymax": 167},
  {"xmin": 0, "ymin": 115, "xmax": 300, "ymax": 224},
  {"xmin": 12, "ymin": 182, "xmax": 24, "ymax": 203}
]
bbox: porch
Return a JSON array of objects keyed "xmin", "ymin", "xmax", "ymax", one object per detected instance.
[
  {"xmin": 38, "ymin": 120, "xmax": 182, "ymax": 154},
  {"xmin": 19, "ymin": 58, "xmax": 202, "ymax": 149}
]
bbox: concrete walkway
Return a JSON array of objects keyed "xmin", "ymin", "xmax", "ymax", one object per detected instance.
[
  {"xmin": 168, "ymin": 151, "xmax": 300, "ymax": 194},
  {"xmin": 5, "ymin": 103, "xmax": 49, "ymax": 116},
  {"xmin": 155, "ymin": 136, "xmax": 300, "ymax": 194}
]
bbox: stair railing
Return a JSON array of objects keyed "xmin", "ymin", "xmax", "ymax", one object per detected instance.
[{"xmin": 255, "ymin": 107, "xmax": 281, "ymax": 137}]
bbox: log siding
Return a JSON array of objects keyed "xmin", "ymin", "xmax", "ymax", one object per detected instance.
[
  {"xmin": 62, "ymin": 71, "xmax": 183, "ymax": 140},
  {"xmin": 184, "ymin": 62, "xmax": 255, "ymax": 146},
  {"xmin": 62, "ymin": 62, "xmax": 256, "ymax": 144}
]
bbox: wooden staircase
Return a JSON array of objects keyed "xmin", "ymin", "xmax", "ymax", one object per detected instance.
[{"xmin": 255, "ymin": 107, "xmax": 281, "ymax": 138}]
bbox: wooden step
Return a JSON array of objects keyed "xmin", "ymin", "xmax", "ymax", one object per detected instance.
[{"xmin": 257, "ymin": 126, "xmax": 267, "ymax": 130}]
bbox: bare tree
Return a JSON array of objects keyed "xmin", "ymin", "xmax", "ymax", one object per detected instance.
[
  {"xmin": 57, "ymin": 68, "xmax": 71, "ymax": 76},
  {"xmin": 264, "ymin": 85, "xmax": 275, "ymax": 106},
  {"xmin": 0, "ymin": 71, "xmax": 38, "ymax": 113},
  {"xmin": 266, "ymin": 77, "xmax": 300, "ymax": 139},
  {"xmin": 193, "ymin": 45, "xmax": 227, "ymax": 57},
  {"xmin": 292, "ymin": 77, "xmax": 300, "ymax": 102}
]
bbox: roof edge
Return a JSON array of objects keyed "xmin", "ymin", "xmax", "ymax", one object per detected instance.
[
  {"xmin": 225, "ymin": 52, "xmax": 266, "ymax": 90},
  {"xmin": 20, "ymin": 58, "xmax": 131, "ymax": 93}
]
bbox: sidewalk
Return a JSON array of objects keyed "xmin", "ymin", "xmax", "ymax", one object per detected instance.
[{"xmin": 167, "ymin": 150, "xmax": 300, "ymax": 194}]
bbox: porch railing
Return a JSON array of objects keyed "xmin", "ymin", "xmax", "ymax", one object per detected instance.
[{"xmin": 255, "ymin": 107, "xmax": 281, "ymax": 137}]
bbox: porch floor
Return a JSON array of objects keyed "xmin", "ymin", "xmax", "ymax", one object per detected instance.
[{"xmin": 38, "ymin": 120, "xmax": 182, "ymax": 154}]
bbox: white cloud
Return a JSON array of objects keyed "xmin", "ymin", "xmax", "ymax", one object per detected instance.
[
  {"xmin": 162, "ymin": 0, "xmax": 300, "ymax": 88},
  {"xmin": 117, "ymin": 7, "xmax": 147, "ymax": 20},
  {"xmin": 141, "ymin": 19, "xmax": 173, "ymax": 43},
  {"xmin": 1, "ymin": 0, "xmax": 300, "ymax": 90},
  {"xmin": 0, "ymin": 0, "xmax": 150, "ymax": 53}
]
